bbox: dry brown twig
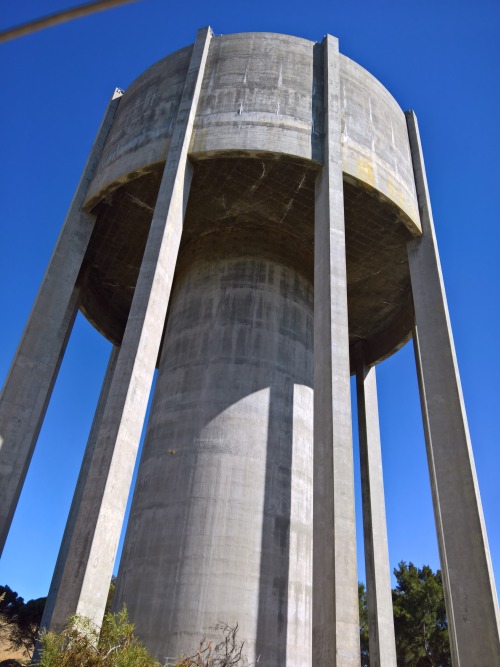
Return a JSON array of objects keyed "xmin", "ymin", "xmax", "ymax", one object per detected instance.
[{"xmin": 174, "ymin": 623, "xmax": 258, "ymax": 667}]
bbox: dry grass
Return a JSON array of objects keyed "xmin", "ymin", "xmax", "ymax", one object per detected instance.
[{"xmin": 0, "ymin": 620, "xmax": 29, "ymax": 664}]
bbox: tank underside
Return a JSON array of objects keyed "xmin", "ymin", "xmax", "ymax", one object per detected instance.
[{"xmin": 79, "ymin": 154, "xmax": 416, "ymax": 369}]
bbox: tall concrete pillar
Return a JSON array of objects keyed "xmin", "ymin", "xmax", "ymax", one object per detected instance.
[
  {"xmin": 39, "ymin": 345, "xmax": 120, "ymax": 634},
  {"xmin": 35, "ymin": 26, "xmax": 213, "ymax": 632},
  {"xmin": 0, "ymin": 89, "xmax": 123, "ymax": 555},
  {"xmin": 354, "ymin": 348, "xmax": 397, "ymax": 667},
  {"xmin": 406, "ymin": 110, "xmax": 500, "ymax": 665},
  {"xmin": 313, "ymin": 34, "xmax": 360, "ymax": 667}
]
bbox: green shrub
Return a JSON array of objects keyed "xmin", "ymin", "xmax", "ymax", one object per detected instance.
[
  {"xmin": 36, "ymin": 608, "xmax": 160, "ymax": 667},
  {"xmin": 36, "ymin": 611, "xmax": 249, "ymax": 667}
]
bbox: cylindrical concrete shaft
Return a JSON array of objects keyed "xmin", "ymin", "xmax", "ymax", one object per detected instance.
[
  {"xmin": 114, "ymin": 250, "xmax": 314, "ymax": 667},
  {"xmin": 406, "ymin": 110, "xmax": 500, "ymax": 665},
  {"xmin": 355, "ymin": 353, "xmax": 397, "ymax": 667},
  {"xmin": 0, "ymin": 89, "xmax": 122, "ymax": 554},
  {"xmin": 313, "ymin": 34, "xmax": 360, "ymax": 667}
]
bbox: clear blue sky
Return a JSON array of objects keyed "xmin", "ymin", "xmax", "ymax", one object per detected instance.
[{"xmin": 0, "ymin": 0, "xmax": 499, "ymax": 604}]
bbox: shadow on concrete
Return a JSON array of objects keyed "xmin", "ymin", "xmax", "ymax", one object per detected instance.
[{"xmin": 255, "ymin": 379, "xmax": 294, "ymax": 666}]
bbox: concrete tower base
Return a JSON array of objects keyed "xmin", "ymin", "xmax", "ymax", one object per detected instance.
[{"xmin": 115, "ymin": 246, "xmax": 314, "ymax": 665}]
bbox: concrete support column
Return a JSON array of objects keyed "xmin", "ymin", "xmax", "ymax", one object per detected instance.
[
  {"xmin": 313, "ymin": 34, "xmax": 360, "ymax": 667},
  {"xmin": 406, "ymin": 110, "xmax": 500, "ymax": 665},
  {"xmin": 354, "ymin": 348, "xmax": 397, "ymax": 667},
  {"xmin": 39, "ymin": 26, "xmax": 213, "ymax": 632},
  {"xmin": 39, "ymin": 345, "xmax": 120, "ymax": 634},
  {"xmin": 0, "ymin": 89, "xmax": 123, "ymax": 554}
]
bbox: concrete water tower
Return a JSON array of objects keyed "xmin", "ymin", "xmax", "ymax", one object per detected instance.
[{"xmin": 1, "ymin": 27, "xmax": 499, "ymax": 667}]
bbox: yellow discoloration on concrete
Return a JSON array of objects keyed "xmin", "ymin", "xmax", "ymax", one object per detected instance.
[
  {"xmin": 356, "ymin": 156, "xmax": 375, "ymax": 188},
  {"xmin": 387, "ymin": 176, "xmax": 410, "ymax": 218},
  {"xmin": 387, "ymin": 175, "xmax": 421, "ymax": 233}
]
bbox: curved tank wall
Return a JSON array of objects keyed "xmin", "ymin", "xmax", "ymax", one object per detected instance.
[
  {"xmin": 339, "ymin": 55, "xmax": 418, "ymax": 225},
  {"xmin": 86, "ymin": 45, "xmax": 193, "ymax": 202},
  {"xmin": 189, "ymin": 33, "xmax": 317, "ymax": 163},
  {"xmin": 84, "ymin": 32, "xmax": 419, "ymax": 231}
]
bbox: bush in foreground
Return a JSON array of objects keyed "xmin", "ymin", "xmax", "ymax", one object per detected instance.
[
  {"xmin": 37, "ymin": 609, "xmax": 160, "ymax": 667},
  {"xmin": 36, "ymin": 610, "xmax": 250, "ymax": 667}
]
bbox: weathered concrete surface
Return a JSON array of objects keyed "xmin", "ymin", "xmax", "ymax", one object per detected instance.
[
  {"xmin": 38, "ymin": 27, "xmax": 212, "ymax": 631},
  {"xmin": 85, "ymin": 46, "xmax": 193, "ymax": 207},
  {"xmin": 84, "ymin": 34, "xmax": 420, "ymax": 237},
  {"xmin": 39, "ymin": 345, "xmax": 119, "ymax": 635},
  {"xmin": 190, "ymin": 32, "xmax": 318, "ymax": 162},
  {"xmin": 0, "ymin": 89, "xmax": 122, "ymax": 555},
  {"xmin": 355, "ymin": 350, "xmax": 397, "ymax": 667},
  {"xmin": 114, "ymin": 249, "xmax": 314, "ymax": 666},
  {"xmin": 407, "ymin": 110, "xmax": 500, "ymax": 666},
  {"xmin": 339, "ymin": 57, "xmax": 419, "ymax": 228},
  {"xmin": 313, "ymin": 35, "xmax": 360, "ymax": 667}
]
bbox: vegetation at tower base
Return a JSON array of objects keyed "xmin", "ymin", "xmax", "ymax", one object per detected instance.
[
  {"xmin": 2, "ymin": 565, "xmax": 450, "ymax": 665},
  {"xmin": 35, "ymin": 610, "xmax": 251, "ymax": 667},
  {"xmin": 171, "ymin": 623, "xmax": 253, "ymax": 667},
  {"xmin": 36, "ymin": 608, "xmax": 159, "ymax": 667},
  {"xmin": 0, "ymin": 586, "xmax": 45, "ymax": 659}
]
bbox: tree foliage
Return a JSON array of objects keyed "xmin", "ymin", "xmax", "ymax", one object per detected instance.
[
  {"xmin": 0, "ymin": 585, "xmax": 46, "ymax": 658},
  {"xmin": 358, "ymin": 583, "xmax": 369, "ymax": 667},
  {"xmin": 391, "ymin": 562, "xmax": 451, "ymax": 667},
  {"xmin": 358, "ymin": 563, "xmax": 451, "ymax": 666},
  {"xmin": 106, "ymin": 576, "xmax": 117, "ymax": 614}
]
